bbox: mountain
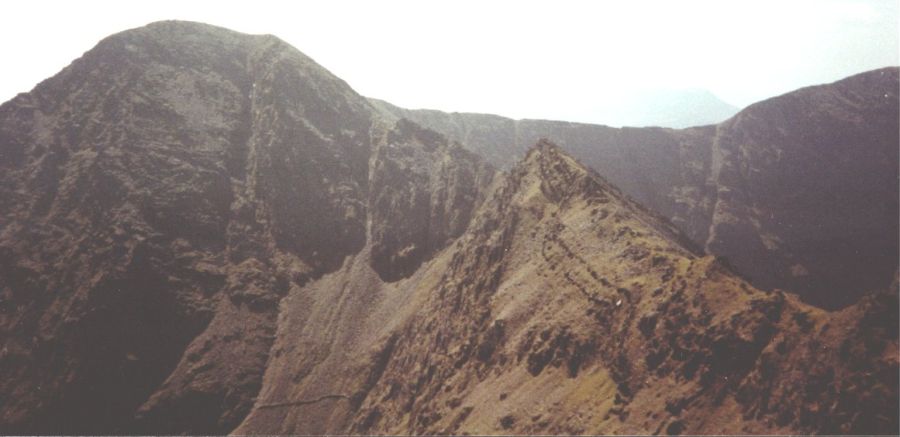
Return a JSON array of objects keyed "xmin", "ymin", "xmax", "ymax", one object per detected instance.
[
  {"xmin": 371, "ymin": 68, "xmax": 900, "ymax": 309},
  {"xmin": 236, "ymin": 140, "xmax": 899, "ymax": 435},
  {"xmin": 0, "ymin": 21, "xmax": 897, "ymax": 435},
  {"xmin": 576, "ymin": 88, "xmax": 740, "ymax": 128}
]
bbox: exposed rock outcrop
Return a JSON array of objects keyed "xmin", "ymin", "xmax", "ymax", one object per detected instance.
[
  {"xmin": 1, "ymin": 21, "xmax": 378, "ymax": 434},
  {"xmin": 372, "ymin": 69, "xmax": 900, "ymax": 309},
  {"xmin": 0, "ymin": 20, "xmax": 896, "ymax": 435},
  {"xmin": 238, "ymin": 140, "xmax": 898, "ymax": 435}
]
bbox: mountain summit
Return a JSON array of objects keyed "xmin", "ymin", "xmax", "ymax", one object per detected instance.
[
  {"xmin": 0, "ymin": 21, "xmax": 897, "ymax": 435},
  {"xmin": 373, "ymin": 67, "xmax": 900, "ymax": 309}
]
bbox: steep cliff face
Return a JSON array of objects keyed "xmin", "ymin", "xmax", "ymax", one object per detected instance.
[
  {"xmin": 237, "ymin": 141, "xmax": 898, "ymax": 435},
  {"xmin": 704, "ymin": 69, "xmax": 899, "ymax": 309},
  {"xmin": 0, "ymin": 21, "xmax": 897, "ymax": 435},
  {"xmin": 372, "ymin": 69, "xmax": 900, "ymax": 309},
  {"xmin": 0, "ymin": 21, "xmax": 490, "ymax": 434},
  {"xmin": 368, "ymin": 119, "xmax": 494, "ymax": 281}
]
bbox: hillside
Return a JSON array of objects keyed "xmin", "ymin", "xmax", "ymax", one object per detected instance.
[
  {"xmin": 371, "ymin": 69, "xmax": 900, "ymax": 309},
  {"xmin": 236, "ymin": 140, "xmax": 899, "ymax": 435},
  {"xmin": 0, "ymin": 21, "xmax": 896, "ymax": 435}
]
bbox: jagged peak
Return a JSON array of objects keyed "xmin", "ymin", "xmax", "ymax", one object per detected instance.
[
  {"xmin": 508, "ymin": 139, "xmax": 705, "ymax": 256},
  {"xmin": 523, "ymin": 138, "xmax": 568, "ymax": 160},
  {"xmin": 512, "ymin": 139, "xmax": 613, "ymax": 204},
  {"xmin": 519, "ymin": 138, "xmax": 587, "ymax": 177}
]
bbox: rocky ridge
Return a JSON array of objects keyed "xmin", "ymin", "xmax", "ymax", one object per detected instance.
[
  {"xmin": 372, "ymin": 70, "xmax": 900, "ymax": 309},
  {"xmin": 0, "ymin": 21, "xmax": 896, "ymax": 435},
  {"xmin": 235, "ymin": 140, "xmax": 898, "ymax": 435}
]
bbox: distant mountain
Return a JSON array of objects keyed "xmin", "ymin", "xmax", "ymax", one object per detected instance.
[
  {"xmin": 371, "ymin": 68, "xmax": 900, "ymax": 309},
  {"xmin": 580, "ymin": 88, "xmax": 740, "ymax": 128},
  {"xmin": 0, "ymin": 21, "xmax": 897, "ymax": 435}
]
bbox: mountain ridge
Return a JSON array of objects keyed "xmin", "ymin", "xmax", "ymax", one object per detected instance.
[
  {"xmin": 371, "ymin": 67, "xmax": 900, "ymax": 309},
  {"xmin": 0, "ymin": 20, "xmax": 896, "ymax": 435},
  {"xmin": 235, "ymin": 137, "xmax": 897, "ymax": 434}
]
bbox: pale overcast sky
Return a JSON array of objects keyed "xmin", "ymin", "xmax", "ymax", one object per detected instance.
[{"xmin": 1, "ymin": 0, "xmax": 897, "ymax": 123}]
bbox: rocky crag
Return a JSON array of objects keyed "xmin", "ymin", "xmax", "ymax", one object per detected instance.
[
  {"xmin": 0, "ymin": 21, "xmax": 897, "ymax": 435},
  {"xmin": 372, "ymin": 69, "xmax": 900, "ymax": 309},
  {"xmin": 0, "ymin": 21, "xmax": 489, "ymax": 434}
]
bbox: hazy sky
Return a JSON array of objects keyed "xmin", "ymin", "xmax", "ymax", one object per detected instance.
[{"xmin": 1, "ymin": 0, "xmax": 897, "ymax": 123}]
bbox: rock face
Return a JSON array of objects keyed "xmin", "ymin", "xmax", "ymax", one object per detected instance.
[
  {"xmin": 0, "ymin": 20, "xmax": 897, "ymax": 435},
  {"xmin": 368, "ymin": 119, "xmax": 493, "ymax": 281},
  {"xmin": 236, "ymin": 141, "xmax": 898, "ymax": 435},
  {"xmin": 372, "ymin": 70, "xmax": 900, "ymax": 309},
  {"xmin": 0, "ymin": 21, "xmax": 487, "ymax": 434}
]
